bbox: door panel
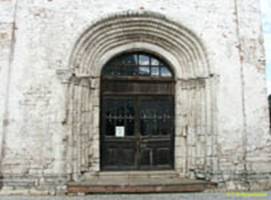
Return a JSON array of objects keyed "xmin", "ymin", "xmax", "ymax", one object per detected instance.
[
  {"xmin": 103, "ymin": 98, "xmax": 135, "ymax": 137},
  {"xmin": 139, "ymin": 139, "xmax": 173, "ymax": 169},
  {"xmin": 139, "ymin": 97, "xmax": 174, "ymax": 136},
  {"xmin": 102, "ymin": 141, "xmax": 137, "ymax": 170},
  {"xmin": 101, "ymin": 97, "xmax": 137, "ymax": 170},
  {"xmin": 138, "ymin": 97, "xmax": 174, "ymax": 169},
  {"xmin": 101, "ymin": 96, "xmax": 174, "ymax": 170}
]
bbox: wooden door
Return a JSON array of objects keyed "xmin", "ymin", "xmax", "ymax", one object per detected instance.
[
  {"xmin": 100, "ymin": 52, "xmax": 175, "ymax": 171},
  {"xmin": 101, "ymin": 96, "xmax": 174, "ymax": 170}
]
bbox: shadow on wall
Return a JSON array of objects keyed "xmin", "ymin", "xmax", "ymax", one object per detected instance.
[
  {"xmin": 268, "ymin": 95, "xmax": 271, "ymax": 128},
  {"xmin": 0, "ymin": 171, "xmax": 3, "ymax": 190}
]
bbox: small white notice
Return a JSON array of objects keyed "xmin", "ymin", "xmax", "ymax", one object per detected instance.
[{"xmin": 115, "ymin": 126, "xmax": 125, "ymax": 137}]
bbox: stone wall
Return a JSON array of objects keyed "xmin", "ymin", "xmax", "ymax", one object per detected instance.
[
  {"xmin": 0, "ymin": 0, "xmax": 270, "ymax": 194},
  {"xmin": 0, "ymin": 0, "xmax": 17, "ymax": 192}
]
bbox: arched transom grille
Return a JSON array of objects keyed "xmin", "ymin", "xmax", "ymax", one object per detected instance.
[{"xmin": 102, "ymin": 52, "xmax": 173, "ymax": 78}]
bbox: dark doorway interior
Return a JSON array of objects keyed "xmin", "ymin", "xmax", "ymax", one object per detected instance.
[{"xmin": 100, "ymin": 52, "xmax": 175, "ymax": 170}]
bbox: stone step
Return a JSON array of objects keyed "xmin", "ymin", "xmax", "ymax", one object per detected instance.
[
  {"xmin": 81, "ymin": 170, "xmax": 179, "ymax": 180},
  {"xmin": 67, "ymin": 175, "xmax": 216, "ymax": 194}
]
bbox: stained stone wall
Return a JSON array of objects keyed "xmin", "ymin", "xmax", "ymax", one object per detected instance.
[{"xmin": 0, "ymin": 0, "xmax": 270, "ymax": 195}]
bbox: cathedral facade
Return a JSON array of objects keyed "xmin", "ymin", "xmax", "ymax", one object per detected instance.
[{"xmin": 0, "ymin": 0, "xmax": 270, "ymax": 194}]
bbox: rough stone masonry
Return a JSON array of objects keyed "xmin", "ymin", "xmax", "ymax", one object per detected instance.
[{"xmin": 0, "ymin": 0, "xmax": 270, "ymax": 195}]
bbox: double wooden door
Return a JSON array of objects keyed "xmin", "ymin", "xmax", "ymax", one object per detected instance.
[{"xmin": 101, "ymin": 95, "xmax": 174, "ymax": 170}]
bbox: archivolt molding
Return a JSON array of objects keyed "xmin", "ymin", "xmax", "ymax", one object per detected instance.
[{"xmin": 69, "ymin": 11, "xmax": 211, "ymax": 80}]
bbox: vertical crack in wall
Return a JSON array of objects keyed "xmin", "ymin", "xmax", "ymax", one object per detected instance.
[
  {"xmin": 0, "ymin": 0, "xmax": 18, "ymax": 164},
  {"xmin": 233, "ymin": 0, "xmax": 249, "ymax": 190}
]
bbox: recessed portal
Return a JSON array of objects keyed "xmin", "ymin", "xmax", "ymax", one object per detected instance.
[
  {"xmin": 68, "ymin": 12, "xmax": 213, "ymax": 178},
  {"xmin": 100, "ymin": 52, "xmax": 175, "ymax": 170}
]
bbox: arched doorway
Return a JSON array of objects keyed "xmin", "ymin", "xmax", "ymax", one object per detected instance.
[
  {"xmin": 67, "ymin": 12, "xmax": 215, "ymax": 180},
  {"xmin": 100, "ymin": 52, "xmax": 175, "ymax": 170}
]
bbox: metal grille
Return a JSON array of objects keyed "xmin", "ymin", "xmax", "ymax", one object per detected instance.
[{"xmin": 102, "ymin": 53, "xmax": 173, "ymax": 78}]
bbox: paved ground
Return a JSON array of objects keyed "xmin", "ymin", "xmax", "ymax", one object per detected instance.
[{"xmin": 0, "ymin": 193, "xmax": 271, "ymax": 200}]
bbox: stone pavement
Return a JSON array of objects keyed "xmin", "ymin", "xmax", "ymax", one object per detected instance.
[{"xmin": 0, "ymin": 193, "xmax": 271, "ymax": 200}]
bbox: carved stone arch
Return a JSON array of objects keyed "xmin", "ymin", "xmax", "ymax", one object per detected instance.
[
  {"xmin": 66, "ymin": 11, "xmax": 217, "ymax": 181},
  {"xmin": 70, "ymin": 12, "xmax": 211, "ymax": 79}
]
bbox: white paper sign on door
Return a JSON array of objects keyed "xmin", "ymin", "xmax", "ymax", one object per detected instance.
[{"xmin": 115, "ymin": 126, "xmax": 125, "ymax": 137}]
